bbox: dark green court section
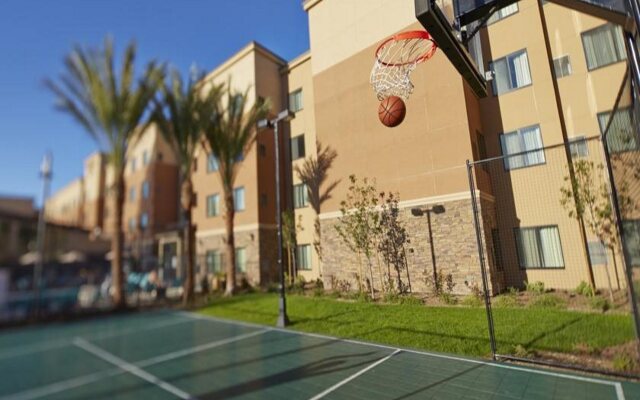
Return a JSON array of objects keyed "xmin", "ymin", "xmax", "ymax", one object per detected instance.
[{"xmin": 0, "ymin": 310, "xmax": 637, "ymax": 400}]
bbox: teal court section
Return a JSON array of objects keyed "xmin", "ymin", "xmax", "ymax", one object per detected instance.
[{"xmin": 0, "ymin": 310, "xmax": 638, "ymax": 400}]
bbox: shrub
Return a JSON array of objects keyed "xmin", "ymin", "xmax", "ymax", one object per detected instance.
[
  {"xmin": 312, "ymin": 278, "xmax": 325, "ymax": 297},
  {"xmin": 290, "ymin": 275, "xmax": 306, "ymax": 295},
  {"xmin": 575, "ymin": 281, "xmax": 595, "ymax": 297},
  {"xmin": 513, "ymin": 344, "xmax": 531, "ymax": 358},
  {"xmin": 493, "ymin": 294, "xmax": 520, "ymax": 308},
  {"xmin": 529, "ymin": 293, "xmax": 566, "ymax": 309},
  {"xmin": 613, "ymin": 353, "xmax": 638, "ymax": 372},
  {"xmin": 439, "ymin": 292, "xmax": 458, "ymax": 305},
  {"xmin": 507, "ymin": 286, "xmax": 519, "ymax": 296},
  {"xmin": 399, "ymin": 295, "xmax": 423, "ymax": 306},
  {"xmin": 524, "ymin": 281, "xmax": 545, "ymax": 294},
  {"xmin": 426, "ymin": 271, "xmax": 455, "ymax": 297},
  {"xmin": 383, "ymin": 291, "xmax": 401, "ymax": 304},
  {"xmin": 491, "ymin": 294, "xmax": 520, "ymax": 308},
  {"xmin": 461, "ymin": 295, "xmax": 483, "ymax": 307},
  {"xmin": 589, "ymin": 296, "xmax": 611, "ymax": 312}
]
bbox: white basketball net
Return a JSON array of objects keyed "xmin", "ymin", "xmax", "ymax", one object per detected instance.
[{"xmin": 370, "ymin": 32, "xmax": 437, "ymax": 101}]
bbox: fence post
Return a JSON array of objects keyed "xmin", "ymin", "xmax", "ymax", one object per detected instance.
[
  {"xmin": 600, "ymin": 134, "xmax": 640, "ymax": 357},
  {"xmin": 466, "ymin": 160, "xmax": 497, "ymax": 360}
]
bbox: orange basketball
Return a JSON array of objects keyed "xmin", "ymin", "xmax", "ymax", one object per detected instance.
[{"xmin": 378, "ymin": 96, "xmax": 406, "ymax": 127}]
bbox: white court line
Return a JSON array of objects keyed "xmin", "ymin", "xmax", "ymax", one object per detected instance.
[
  {"xmin": 185, "ymin": 312, "xmax": 627, "ymax": 400},
  {"xmin": 308, "ymin": 349, "xmax": 402, "ymax": 400},
  {"xmin": 137, "ymin": 328, "xmax": 270, "ymax": 367},
  {"xmin": 0, "ymin": 315, "xmax": 194, "ymax": 361},
  {"xmin": 2, "ymin": 328, "xmax": 269, "ymax": 400},
  {"xmin": 73, "ymin": 338, "xmax": 193, "ymax": 400},
  {"xmin": 0, "ymin": 369, "xmax": 123, "ymax": 400}
]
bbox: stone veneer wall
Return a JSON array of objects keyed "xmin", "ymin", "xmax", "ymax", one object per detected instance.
[
  {"xmin": 196, "ymin": 228, "xmax": 262, "ymax": 286},
  {"xmin": 320, "ymin": 198, "xmax": 496, "ymax": 295}
]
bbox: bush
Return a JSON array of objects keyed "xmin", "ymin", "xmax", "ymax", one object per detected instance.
[
  {"xmin": 528, "ymin": 293, "xmax": 566, "ymax": 309},
  {"xmin": 399, "ymin": 295, "xmax": 423, "ymax": 306},
  {"xmin": 493, "ymin": 294, "xmax": 520, "ymax": 308},
  {"xmin": 590, "ymin": 296, "xmax": 611, "ymax": 312},
  {"xmin": 524, "ymin": 281, "xmax": 545, "ymax": 295},
  {"xmin": 461, "ymin": 295, "xmax": 483, "ymax": 307},
  {"xmin": 613, "ymin": 353, "xmax": 638, "ymax": 372},
  {"xmin": 439, "ymin": 292, "xmax": 458, "ymax": 305},
  {"xmin": 513, "ymin": 344, "xmax": 531, "ymax": 358},
  {"xmin": 312, "ymin": 279, "xmax": 325, "ymax": 297},
  {"xmin": 383, "ymin": 291, "xmax": 401, "ymax": 304},
  {"xmin": 289, "ymin": 275, "xmax": 306, "ymax": 295},
  {"xmin": 575, "ymin": 281, "xmax": 595, "ymax": 297}
]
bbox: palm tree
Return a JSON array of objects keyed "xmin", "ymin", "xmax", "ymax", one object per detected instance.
[
  {"xmin": 201, "ymin": 84, "xmax": 269, "ymax": 296},
  {"xmin": 46, "ymin": 38, "xmax": 164, "ymax": 308},
  {"xmin": 153, "ymin": 68, "xmax": 223, "ymax": 305}
]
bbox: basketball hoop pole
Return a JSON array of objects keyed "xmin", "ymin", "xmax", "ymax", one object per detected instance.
[{"xmin": 258, "ymin": 109, "xmax": 294, "ymax": 328}]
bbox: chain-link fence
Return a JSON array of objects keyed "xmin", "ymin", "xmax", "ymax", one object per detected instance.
[{"xmin": 469, "ymin": 133, "xmax": 640, "ymax": 376}]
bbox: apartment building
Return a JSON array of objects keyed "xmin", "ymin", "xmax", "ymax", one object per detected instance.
[
  {"xmin": 46, "ymin": 126, "xmax": 179, "ymax": 270},
  {"xmin": 191, "ymin": 42, "xmax": 288, "ymax": 286},
  {"xmin": 302, "ymin": 0, "xmax": 638, "ymax": 294}
]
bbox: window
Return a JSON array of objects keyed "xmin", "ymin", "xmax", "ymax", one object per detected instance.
[
  {"xmin": 500, "ymin": 125, "xmax": 545, "ymax": 170},
  {"xmin": 130, "ymin": 158, "xmax": 136, "ymax": 173},
  {"xmin": 293, "ymin": 183, "xmax": 309, "ymax": 208},
  {"xmin": 588, "ymin": 241, "xmax": 608, "ymax": 265},
  {"xmin": 234, "ymin": 187, "xmax": 245, "ymax": 211},
  {"xmin": 490, "ymin": 50, "xmax": 532, "ymax": 95},
  {"xmin": 297, "ymin": 244, "xmax": 312, "ymax": 270},
  {"xmin": 598, "ymin": 108, "xmax": 639, "ymax": 153},
  {"xmin": 235, "ymin": 152, "xmax": 244, "ymax": 163},
  {"xmin": 128, "ymin": 217, "xmax": 136, "ymax": 232},
  {"xmin": 515, "ymin": 226, "xmax": 564, "ymax": 268},
  {"xmin": 143, "ymin": 150, "xmax": 150, "ymax": 166},
  {"xmin": 487, "ymin": 3, "xmax": 518, "ymax": 24},
  {"xmin": 291, "ymin": 135, "xmax": 306, "ymax": 160},
  {"xmin": 289, "ymin": 89, "xmax": 303, "ymax": 112},
  {"xmin": 582, "ymin": 23, "xmax": 626, "ymax": 70},
  {"xmin": 491, "ymin": 229, "xmax": 503, "ymax": 271},
  {"xmin": 553, "ymin": 55, "xmax": 572, "ymax": 78},
  {"xmin": 206, "ymin": 250, "xmax": 222, "ymax": 273},
  {"xmin": 129, "ymin": 187, "xmax": 136, "ymax": 202},
  {"xmin": 235, "ymin": 247, "xmax": 246, "ymax": 273},
  {"xmin": 206, "ymin": 194, "xmax": 220, "ymax": 217},
  {"xmin": 568, "ymin": 136, "xmax": 589, "ymax": 158},
  {"xmin": 140, "ymin": 213, "xmax": 149, "ymax": 229},
  {"xmin": 207, "ymin": 154, "xmax": 219, "ymax": 172},
  {"xmin": 142, "ymin": 181, "xmax": 150, "ymax": 199},
  {"xmin": 622, "ymin": 220, "xmax": 640, "ymax": 266}
]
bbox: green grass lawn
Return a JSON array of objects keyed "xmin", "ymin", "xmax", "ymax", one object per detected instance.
[{"xmin": 198, "ymin": 292, "xmax": 635, "ymax": 358}]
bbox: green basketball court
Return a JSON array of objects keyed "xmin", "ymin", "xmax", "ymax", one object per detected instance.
[{"xmin": 1, "ymin": 311, "xmax": 638, "ymax": 400}]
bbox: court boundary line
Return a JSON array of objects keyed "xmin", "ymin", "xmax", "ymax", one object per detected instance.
[
  {"xmin": 184, "ymin": 312, "xmax": 626, "ymax": 400},
  {"xmin": 0, "ymin": 314, "xmax": 195, "ymax": 361},
  {"xmin": 1, "ymin": 327, "xmax": 270, "ymax": 400},
  {"xmin": 308, "ymin": 349, "xmax": 402, "ymax": 400},
  {"xmin": 73, "ymin": 338, "xmax": 194, "ymax": 400}
]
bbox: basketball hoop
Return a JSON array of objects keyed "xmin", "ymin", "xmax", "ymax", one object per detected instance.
[{"xmin": 370, "ymin": 30, "xmax": 437, "ymax": 101}]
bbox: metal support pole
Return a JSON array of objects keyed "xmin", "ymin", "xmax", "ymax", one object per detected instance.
[
  {"xmin": 466, "ymin": 160, "xmax": 497, "ymax": 359},
  {"xmin": 426, "ymin": 210, "xmax": 438, "ymax": 285},
  {"xmin": 34, "ymin": 152, "xmax": 52, "ymax": 319},
  {"xmin": 625, "ymin": 32, "xmax": 640, "ymax": 101},
  {"xmin": 274, "ymin": 120, "xmax": 289, "ymax": 328}
]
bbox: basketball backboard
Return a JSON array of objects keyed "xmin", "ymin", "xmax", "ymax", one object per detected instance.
[{"xmin": 415, "ymin": 0, "xmax": 632, "ymax": 98}]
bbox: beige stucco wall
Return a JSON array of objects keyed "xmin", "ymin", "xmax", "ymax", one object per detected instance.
[{"xmin": 45, "ymin": 178, "xmax": 84, "ymax": 227}]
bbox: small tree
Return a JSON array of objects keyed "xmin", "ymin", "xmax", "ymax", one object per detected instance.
[
  {"xmin": 560, "ymin": 159, "xmax": 633, "ymax": 301},
  {"xmin": 282, "ymin": 210, "xmax": 303, "ymax": 284},
  {"xmin": 334, "ymin": 175, "xmax": 380, "ymax": 298},
  {"xmin": 378, "ymin": 192, "xmax": 411, "ymax": 294}
]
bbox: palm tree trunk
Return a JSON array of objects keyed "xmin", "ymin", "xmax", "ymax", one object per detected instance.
[
  {"xmin": 112, "ymin": 172, "xmax": 126, "ymax": 309},
  {"xmin": 182, "ymin": 180, "xmax": 195, "ymax": 306},
  {"xmin": 182, "ymin": 208, "xmax": 195, "ymax": 306},
  {"xmin": 224, "ymin": 192, "xmax": 236, "ymax": 296}
]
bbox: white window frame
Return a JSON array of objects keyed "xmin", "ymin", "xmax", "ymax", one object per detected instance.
[
  {"xmin": 581, "ymin": 23, "xmax": 626, "ymax": 71},
  {"xmin": 487, "ymin": 3, "xmax": 518, "ymax": 24},
  {"xmin": 489, "ymin": 49, "xmax": 532, "ymax": 95},
  {"xmin": 297, "ymin": 244, "xmax": 312, "ymax": 271},
  {"xmin": 234, "ymin": 187, "xmax": 245, "ymax": 211},
  {"xmin": 515, "ymin": 225, "xmax": 565, "ymax": 269},
  {"xmin": 206, "ymin": 194, "xmax": 220, "ymax": 217},
  {"xmin": 235, "ymin": 247, "xmax": 246, "ymax": 273},
  {"xmin": 553, "ymin": 55, "xmax": 572, "ymax": 78},
  {"xmin": 291, "ymin": 135, "xmax": 306, "ymax": 160},
  {"xmin": 293, "ymin": 183, "xmax": 309, "ymax": 209},
  {"xmin": 289, "ymin": 89, "xmax": 303, "ymax": 112},
  {"xmin": 499, "ymin": 125, "xmax": 545, "ymax": 170}
]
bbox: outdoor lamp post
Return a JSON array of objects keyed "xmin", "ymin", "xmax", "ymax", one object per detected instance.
[
  {"xmin": 411, "ymin": 204, "xmax": 445, "ymax": 285},
  {"xmin": 258, "ymin": 109, "xmax": 294, "ymax": 328},
  {"xmin": 34, "ymin": 152, "xmax": 53, "ymax": 318}
]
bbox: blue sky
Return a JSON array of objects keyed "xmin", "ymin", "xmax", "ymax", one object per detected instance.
[{"xmin": 0, "ymin": 0, "xmax": 310, "ymax": 204}]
